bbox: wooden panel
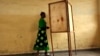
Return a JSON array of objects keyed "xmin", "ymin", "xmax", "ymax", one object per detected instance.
[{"xmin": 49, "ymin": 1, "xmax": 68, "ymax": 32}]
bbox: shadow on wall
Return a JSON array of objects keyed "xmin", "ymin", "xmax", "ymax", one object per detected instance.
[{"xmin": 92, "ymin": 0, "xmax": 100, "ymax": 48}]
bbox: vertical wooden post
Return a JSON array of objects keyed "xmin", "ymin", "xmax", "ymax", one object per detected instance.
[
  {"xmin": 48, "ymin": 4, "xmax": 55, "ymax": 56},
  {"xmin": 70, "ymin": 3, "xmax": 77, "ymax": 55},
  {"xmin": 65, "ymin": 0, "xmax": 72, "ymax": 56}
]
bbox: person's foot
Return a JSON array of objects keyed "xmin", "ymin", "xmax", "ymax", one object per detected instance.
[
  {"xmin": 45, "ymin": 53, "xmax": 50, "ymax": 56},
  {"xmin": 36, "ymin": 53, "xmax": 39, "ymax": 56},
  {"xmin": 36, "ymin": 51, "xmax": 39, "ymax": 56}
]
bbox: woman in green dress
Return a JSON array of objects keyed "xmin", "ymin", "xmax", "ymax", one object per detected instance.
[{"xmin": 33, "ymin": 12, "xmax": 49, "ymax": 56}]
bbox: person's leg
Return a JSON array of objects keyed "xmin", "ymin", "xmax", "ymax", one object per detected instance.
[
  {"xmin": 36, "ymin": 50, "xmax": 39, "ymax": 56},
  {"xmin": 45, "ymin": 50, "xmax": 47, "ymax": 56}
]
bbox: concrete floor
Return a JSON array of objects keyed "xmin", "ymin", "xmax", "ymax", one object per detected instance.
[
  {"xmin": 54, "ymin": 50, "xmax": 100, "ymax": 56},
  {"xmin": 2, "ymin": 50, "xmax": 100, "ymax": 56}
]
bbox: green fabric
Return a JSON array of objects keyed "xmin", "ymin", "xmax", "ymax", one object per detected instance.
[
  {"xmin": 39, "ymin": 18, "xmax": 46, "ymax": 28},
  {"xmin": 34, "ymin": 44, "xmax": 49, "ymax": 51},
  {"xmin": 33, "ymin": 18, "xmax": 49, "ymax": 51}
]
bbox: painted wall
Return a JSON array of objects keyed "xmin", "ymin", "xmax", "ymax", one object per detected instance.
[
  {"xmin": 0, "ymin": 0, "xmax": 99, "ymax": 55},
  {"xmin": 69, "ymin": 0, "xmax": 99, "ymax": 49}
]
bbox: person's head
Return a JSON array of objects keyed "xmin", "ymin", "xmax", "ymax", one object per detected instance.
[{"xmin": 40, "ymin": 12, "xmax": 46, "ymax": 18}]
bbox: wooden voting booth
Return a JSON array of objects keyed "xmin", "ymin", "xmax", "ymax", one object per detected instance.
[{"xmin": 48, "ymin": 0, "xmax": 76, "ymax": 56}]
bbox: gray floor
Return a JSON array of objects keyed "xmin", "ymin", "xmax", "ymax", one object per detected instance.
[
  {"xmin": 53, "ymin": 50, "xmax": 100, "ymax": 56},
  {"xmin": 48, "ymin": 51, "xmax": 100, "ymax": 56},
  {"xmin": 2, "ymin": 50, "xmax": 100, "ymax": 56}
]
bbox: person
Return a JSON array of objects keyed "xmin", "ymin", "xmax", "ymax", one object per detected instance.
[{"xmin": 33, "ymin": 12, "xmax": 49, "ymax": 56}]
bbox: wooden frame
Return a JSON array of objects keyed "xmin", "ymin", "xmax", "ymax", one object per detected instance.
[
  {"xmin": 49, "ymin": 1, "xmax": 68, "ymax": 33},
  {"xmin": 48, "ymin": 0, "xmax": 73, "ymax": 56}
]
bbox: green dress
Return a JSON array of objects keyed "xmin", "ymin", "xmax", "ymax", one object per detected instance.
[{"xmin": 33, "ymin": 18, "xmax": 49, "ymax": 51}]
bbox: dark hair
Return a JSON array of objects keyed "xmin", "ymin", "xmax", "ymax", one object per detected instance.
[
  {"xmin": 40, "ymin": 12, "xmax": 46, "ymax": 18},
  {"xmin": 40, "ymin": 12, "xmax": 45, "ymax": 16}
]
